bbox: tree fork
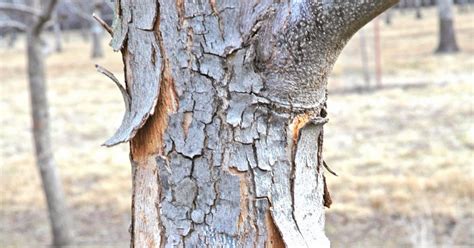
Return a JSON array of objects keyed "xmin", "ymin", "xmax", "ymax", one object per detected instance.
[{"xmin": 103, "ymin": 1, "xmax": 398, "ymax": 247}]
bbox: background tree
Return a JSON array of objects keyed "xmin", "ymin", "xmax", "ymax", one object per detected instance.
[
  {"xmin": 52, "ymin": 7, "xmax": 62, "ymax": 53},
  {"xmin": 436, "ymin": 0, "xmax": 460, "ymax": 53},
  {"xmin": 415, "ymin": 0, "xmax": 423, "ymax": 18},
  {"xmin": 0, "ymin": 0, "xmax": 72, "ymax": 246},
  {"xmin": 66, "ymin": 0, "xmax": 106, "ymax": 58},
  {"xmin": 90, "ymin": 0, "xmax": 104, "ymax": 58},
  {"xmin": 100, "ymin": 0, "xmax": 398, "ymax": 247}
]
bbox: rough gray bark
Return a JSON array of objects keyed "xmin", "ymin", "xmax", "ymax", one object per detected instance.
[
  {"xmin": 102, "ymin": 1, "xmax": 398, "ymax": 247},
  {"xmin": 436, "ymin": 0, "xmax": 460, "ymax": 53},
  {"xmin": 27, "ymin": 0, "xmax": 72, "ymax": 246}
]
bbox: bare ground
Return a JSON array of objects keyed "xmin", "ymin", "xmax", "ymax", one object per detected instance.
[{"xmin": 0, "ymin": 8, "xmax": 473, "ymax": 248}]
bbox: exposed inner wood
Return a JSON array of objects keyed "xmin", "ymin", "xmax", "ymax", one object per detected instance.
[
  {"xmin": 265, "ymin": 210, "xmax": 285, "ymax": 248},
  {"xmin": 290, "ymin": 113, "xmax": 312, "ymax": 146},
  {"xmin": 130, "ymin": 158, "xmax": 161, "ymax": 248},
  {"xmin": 323, "ymin": 175, "xmax": 332, "ymax": 208},
  {"xmin": 228, "ymin": 167, "xmax": 250, "ymax": 229},
  {"xmin": 182, "ymin": 112, "xmax": 193, "ymax": 138},
  {"xmin": 130, "ymin": 68, "xmax": 177, "ymax": 161},
  {"xmin": 176, "ymin": 0, "xmax": 184, "ymax": 27}
]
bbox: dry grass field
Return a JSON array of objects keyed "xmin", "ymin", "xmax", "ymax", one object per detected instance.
[{"xmin": 1, "ymin": 8, "xmax": 473, "ymax": 247}]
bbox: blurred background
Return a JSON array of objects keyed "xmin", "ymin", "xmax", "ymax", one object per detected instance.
[{"xmin": 0, "ymin": 0, "xmax": 473, "ymax": 247}]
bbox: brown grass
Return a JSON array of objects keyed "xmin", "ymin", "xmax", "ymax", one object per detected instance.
[{"xmin": 0, "ymin": 7, "xmax": 473, "ymax": 247}]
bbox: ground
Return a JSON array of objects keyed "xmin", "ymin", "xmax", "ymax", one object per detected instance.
[{"xmin": 0, "ymin": 7, "xmax": 473, "ymax": 248}]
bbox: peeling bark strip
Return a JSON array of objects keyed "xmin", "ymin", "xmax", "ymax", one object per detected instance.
[{"xmin": 104, "ymin": 1, "xmax": 398, "ymax": 247}]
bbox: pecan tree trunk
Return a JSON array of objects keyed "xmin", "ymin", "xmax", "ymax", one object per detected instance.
[
  {"xmin": 103, "ymin": 1, "xmax": 398, "ymax": 247},
  {"xmin": 27, "ymin": 0, "xmax": 72, "ymax": 246},
  {"xmin": 90, "ymin": 0, "xmax": 104, "ymax": 58},
  {"xmin": 436, "ymin": 0, "xmax": 460, "ymax": 53}
]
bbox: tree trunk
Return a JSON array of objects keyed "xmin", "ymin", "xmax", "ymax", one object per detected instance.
[
  {"xmin": 79, "ymin": 19, "xmax": 89, "ymax": 41},
  {"xmin": 415, "ymin": 0, "xmax": 423, "ymax": 19},
  {"xmin": 90, "ymin": 1, "xmax": 103, "ymax": 58},
  {"xmin": 103, "ymin": 1, "xmax": 398, "ymax": 247},
  {"xmin": 436, "ymin": 0, "xmax": 460, "ymax": 53},
  {"xmin": 52, "ymin": 10, "xmax": 62, "ymax": 53},
  {"xmin": 399, "ymin": 0, "xmax": 408, "ymax": 13},
  {"xmin": 359, "ymin": 30, "xmax": 371, "ymax": 90},
  {"xmin": 27, "ymin": 0, "xmax": 72, "ymax": 246},
  {"xmin": 7, "ymin": 31, "xmax": 17, "ymax": 47},
  {"xmin": 27, "ymin": 30, "xmax": 72, "ymax": 248},
  {"xmin": 385, "ymin": 7, "xmax": 394, "ymax": 25}
]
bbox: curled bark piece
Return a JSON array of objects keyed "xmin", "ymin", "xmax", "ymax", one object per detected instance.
[
  {"xmin": 95, "ymin": 64, "xmax": 142, "ymax": 147},
  {"xmin": 323, "ymin": 160, "xmax": 338, "ymax": 177},
  {"xmin": 92, "ymin": 13, "xmax": 113, "ymax": 36},
  {"xmin": 95, "ymin": 64, "xmax": 130, "ymax": 111},
  {"xmin": 101, "ymin": 28, "xmax": 162, "ymax": 147}
]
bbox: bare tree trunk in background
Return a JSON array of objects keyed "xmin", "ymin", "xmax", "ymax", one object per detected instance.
[
  {"xmin": 102, "ymin": 1, "xmax": 398, "ymax": 247},
  {"xmin": 79, "ymin": 18, "xmax": 89, "ymax": 41},
  {"xmin": 385, "ymin": 7, "xmax": 394, "ymax": 25},
  {"xmin": 359, "ymin": 29, "xmax": 371, "ymax": 90},
  {"xmin": 399, "ymin": 0, "xmax": 408, "ymax": 13},
  {"xmin": 7, "ymin": 31, "xmax": 17, "ymax": 47},
  {"xmin": 27, "ymin": 0, "xmax": 72, "ymax": 246},
  {"xmin": 52, "ymin": 10, "xmax": 62, "ymax": 52},
  {"xmin": 415, "ymin": 0, "xmax": 423, "ymax": 19},
  {"xmin": 90, "ymin": 0, "xmax": 103, "ymax": 58},
  {"xmin": 374, "ymin": 18, "xmax": 383, "ymax": 88},
  {"xmin": 457, "ymin": 0, "xmax": 468, "ymax": 12},
  {"xmin": 436, "ymin": 0, "xmax": 460, "ymax": 53}
]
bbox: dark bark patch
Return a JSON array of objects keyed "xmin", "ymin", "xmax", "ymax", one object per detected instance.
[
  {"xmin": 265, "ymin": 210, "xmax": 285, "ymax": 248},
  {"xmin": 323, "ymin": 175, "xmax": 332, "ymax": 208}
]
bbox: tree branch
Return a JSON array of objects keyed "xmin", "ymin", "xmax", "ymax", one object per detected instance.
[
  {"xmin": 95, "ymin": 64, "xmax": 130, "ymax": 112},
  {"xmin": 31, "ymin": 0, "xmax": 58, "ymax": 36},
  {"xmin": 0, "ymin": 3, "xmax": 40, "ymax": 16},
  {"xmin": 323, "ymin": 0, "xmax": 400, "ymax": 41},
  {"xmin": 0, "ymin": 20, "xmax": 29, "ymax": 32},
  {"xmin": 290, "ymin": 0, "xmax": 399, "ymax": 42},
  {"xmin": 255, "ymin": 0, "xmax": 399, "ymax": 109},
  {"xmin": 93, "ymin": 13, "xmax": 113, "ymax": 35}
]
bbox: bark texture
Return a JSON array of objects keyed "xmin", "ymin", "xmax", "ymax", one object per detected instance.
[
  {"xmin": 103, "ymin": 1, "xmax": 398, "ymax": 247},
  {"xmin": 436, "ymin": 0, "xmax": 460, "ymax": 53},
  {"xmin": 27, "ymin": 0, "xmax": 72, "ymax": 246}
]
